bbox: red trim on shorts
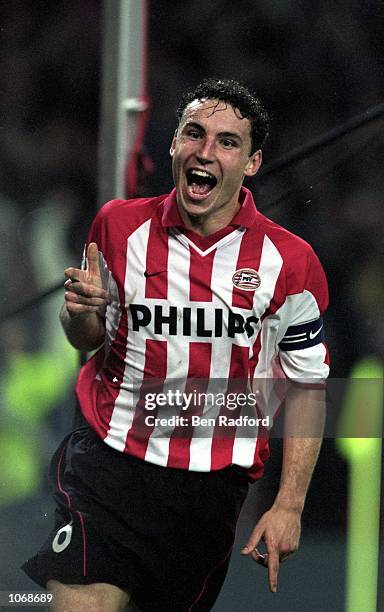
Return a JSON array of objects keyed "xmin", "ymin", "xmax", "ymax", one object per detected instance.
[
  {"xmin": 76, "ymin": 510, "xmax": 87, "ymax": 578},
  {"xmin": 56, "ymin": 443, "xmax": 72, "ymax": 511},
  {"xmin": 189, "ymin": 544, "xmax": 233, "ymax": 611},
  {"xmin": 56, "ymin": 435, "xmax": 88, "ymax": 578}
]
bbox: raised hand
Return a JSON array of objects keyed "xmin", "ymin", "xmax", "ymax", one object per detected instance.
[{"xmin": 64, "ymin": 242, "xmax": 109, "ymax": 317}]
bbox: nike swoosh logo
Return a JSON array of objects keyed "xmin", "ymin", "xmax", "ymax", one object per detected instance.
[
  {"xmin": 144, "ymin": 270, "xmax": 166, "ymax": 278},
  {"xmin": 309, "ymin": 326, "xmax": 323, "ymax": 340}
]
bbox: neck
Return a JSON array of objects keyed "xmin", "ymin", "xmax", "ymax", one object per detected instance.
[{"xmin": 179, "ymin": 202, "xmax": 240, "ymax": 236}]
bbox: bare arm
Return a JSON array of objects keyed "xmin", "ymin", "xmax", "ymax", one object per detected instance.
[
  {"xmin": 241, "ymin": 385, "xmax": 326, "ymax": 592},
  {"xmin": 60, "ymin": 242, "xmax": 109, "ymax": 351},
  {"xmin": 274, "ymin": 384, "xmax": 325, "ymax": 511}
]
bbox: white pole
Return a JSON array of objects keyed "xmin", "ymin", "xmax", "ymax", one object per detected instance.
[{"xmin": 98, "ymin": 0, "xmax": 147, "ymax": 204}]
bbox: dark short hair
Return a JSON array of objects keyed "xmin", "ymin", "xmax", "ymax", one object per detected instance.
[{"xmin": 176, "ymin": 78, "xmax": 270, "ymax": 153}]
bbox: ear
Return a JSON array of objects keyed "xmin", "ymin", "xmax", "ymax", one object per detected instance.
[
  {"xmin": 169, "ymin": 130, "xmax": 178, "ymax": 156},
  {"xmin": 244, "ymin": 150, "xmax": 262, "ymax": 177}
]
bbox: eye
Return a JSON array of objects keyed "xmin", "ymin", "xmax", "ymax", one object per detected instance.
[
  {"xmin": 221, "ymin": 138, "xmax": 237, "ymax": 148},
  {"xmin": 186, "ymin": 128, "xmax": 202, "ymax": 139}
]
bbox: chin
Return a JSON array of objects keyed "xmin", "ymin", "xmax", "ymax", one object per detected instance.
[
  {"xmin": 182, "ymin": 206, "xmax": 207, "ymax": 220},
  {"xmin": 182, "ymin": 197, "xmax": 212, "ymax": 215}
]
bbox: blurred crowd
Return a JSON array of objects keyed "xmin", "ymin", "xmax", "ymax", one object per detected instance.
[
  {"xmin": 0, "ymin": 0, "xmax": 101, "ymax": 513},
  {"xmin": 0, "ymin": 0, "xmax": 383, "ymax": 517}
]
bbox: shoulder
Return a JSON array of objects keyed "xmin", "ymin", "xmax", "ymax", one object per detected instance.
[
  {"xmin": 257, "ymin": 212, "xmax": 322, "ymax": 270},
  {"xmin": 256, "ymin": 212, "xmax": 314, "ymax": 259},
  {"xmin": 95, "ymin": 194, "xmax": 168, "ymax": 225},
  {"xmin": 87, "ymin": 194, "xmax": 169, "ymax": 251},
  {"xmin": 255, "ymin": 211, "xmax": 327, "ymax": 301}
]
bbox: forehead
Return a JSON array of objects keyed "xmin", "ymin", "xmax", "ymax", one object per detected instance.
[{"xmin": 180, "ymin": 98, "xmax": 252, "ymax": 140}]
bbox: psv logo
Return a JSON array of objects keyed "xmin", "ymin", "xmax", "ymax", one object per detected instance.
[{"xmin": 232, "ymin": 268, "xmax": 261, "ymax": 291}]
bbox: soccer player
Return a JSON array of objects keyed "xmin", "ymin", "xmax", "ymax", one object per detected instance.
[{"xmin": 23, "ymin": 79, "xmax": 329, "ymax": 611}]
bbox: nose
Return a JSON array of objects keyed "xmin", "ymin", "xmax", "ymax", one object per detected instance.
[{"xmin": 195, "ymin": 137, "xmax": 215, "ymax": 165}]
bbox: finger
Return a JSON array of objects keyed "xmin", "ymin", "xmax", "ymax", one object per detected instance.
[
  {"xmin": 65, "ymin": 301, "xmax": 101, "ymax": 315},
  {"xmin": 86, "ymin": 242, "xmax": 101, "ymax": 277},
  {"xmin": 267, "ymin": 550, "xmax": 279, "ymax": 593},
  {"xmin": 64, "ymin": 267, "xmax": 83, "ymax": 282},
  {"xmin": 250, "ymin": 549, "xmax": 268, "ymax": 566},
  {"xmin": 65, "ymin": 281, "xmax": 109, "ymax": 300},
  {"xmin": 65, "ymin": 291, "xmax": 108, "ymax": 307},
  {"xmin": 241, "ymin": 527, "xmax": 263, "ymax": 556}
]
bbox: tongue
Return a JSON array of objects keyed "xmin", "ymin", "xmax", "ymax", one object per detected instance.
[{"xmin": 191, "ymin": 182, "xmax": 212, "ymax": 195}]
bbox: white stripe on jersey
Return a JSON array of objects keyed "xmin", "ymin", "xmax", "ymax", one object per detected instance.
[
  {"xmin": 230, "ymin": 236, "xmax": 284, "ymax": 467},
  {"xmin": 144, "ymin": 233, "xmax": 191, "ymax": 465},
  {"xmin": 253, "ymin": 235, "xmax": 284, "ymax": 323},
  {"xmin": 104, "ymin": 219, "xmax": 151, "ymax": 450},
  {"xmin": 231, "ymin": 431, "xmax": 260, "ymax": 469}
]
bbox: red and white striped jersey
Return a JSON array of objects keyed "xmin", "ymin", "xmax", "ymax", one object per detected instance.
[{"xmin": 76, "ymin": 187, "xmax": 329, "ymax": 480}]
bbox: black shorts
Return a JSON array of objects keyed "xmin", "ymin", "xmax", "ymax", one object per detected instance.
[{"xmin": 22, "ymin": 426, "xmax": 249, "ymax": 611}]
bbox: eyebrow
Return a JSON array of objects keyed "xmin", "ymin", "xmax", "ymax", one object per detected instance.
[{"xmin": 182, "ymin": 121, "xmax": 244, "ymax": 144}]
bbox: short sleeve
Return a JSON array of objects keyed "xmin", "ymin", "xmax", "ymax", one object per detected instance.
[{"xmin": 278, "ymin": 247, "xmax": 330, "ymax": 382}]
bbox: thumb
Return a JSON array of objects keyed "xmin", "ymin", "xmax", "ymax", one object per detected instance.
[{"xmin": 86, "ymin": 242, "xmax": 101, "ymax": 278}]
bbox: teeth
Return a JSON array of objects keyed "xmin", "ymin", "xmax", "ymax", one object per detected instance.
[{"xmin": 190, "ymin": 169, "xmax": 215, "ymax": 179}]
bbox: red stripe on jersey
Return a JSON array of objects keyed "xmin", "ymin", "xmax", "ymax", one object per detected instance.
[
  {"xmin": 145, "ymin": 216, "xmax": 169, "ymax": 299},
  {"xmin": 210, "ymin": 344, "xmax": 249, "ymax": 470},
  {"xmin": 248, "ymin": 436, "xmax": 270, "ymax": 481},
  {"xmin": 189, "ymin": 249, "xmax": 215, "ymax": 302},
  {"xmin": 167, "ymin": 342, "xmax": 212, "ymax": 469},
  {"xmin": 232, "ymin": 227, "xmax": 264, "ymax": 309},
  {"xmin": 76, "ymin": 350, "xmax": 104, "ymax": 437},
  {"xmin": 249, "ymin": 332, "xmax": 262, "ymax": 382},
  {"xmin": 263, "ymin": 264, "xmax": 286, "ymax": 318},
  {"xmin": 124, "ymin": 339, "xmax": 167, "ymax": 458}
]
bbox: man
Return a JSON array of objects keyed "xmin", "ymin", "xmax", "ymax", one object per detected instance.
[{"xmin": 23, "ymin": 79, "xmax": 329, "ymax": 611}]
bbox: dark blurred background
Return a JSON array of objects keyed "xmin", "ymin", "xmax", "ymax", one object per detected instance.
[{"xmin": 0, "ymin": 1, "xmax": 383, "ymax": 610}]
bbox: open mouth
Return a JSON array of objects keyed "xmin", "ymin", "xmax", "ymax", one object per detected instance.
[{"xmin": 186, "ymin": 168, "xmax": 218, "ymax": 198}]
